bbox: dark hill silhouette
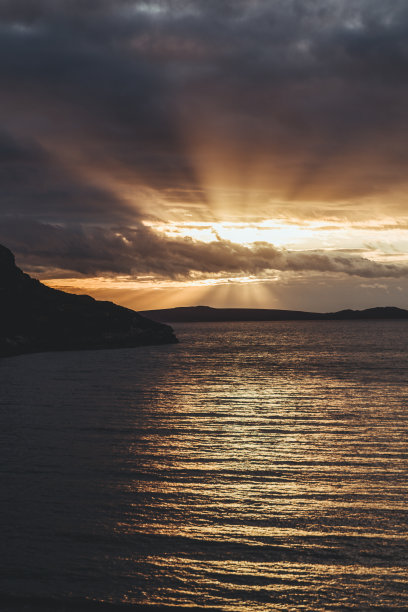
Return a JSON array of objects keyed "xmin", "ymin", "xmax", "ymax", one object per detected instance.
[
  {"xmin": 0, "ymin": 244, "xmax": 177, "ymax": 357},
  {"xmin": 141, "ymin": 305, "xmax": 408, "ymax": 323}
]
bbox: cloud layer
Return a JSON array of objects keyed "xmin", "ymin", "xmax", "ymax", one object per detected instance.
[
  {"xmin": 1, "ymin": 2, "xmax": 408, "ymax": 215},
  {"xmin": 1, "ymin": 219, "xmax": 407, "ymax": 282},
  {"xmin": 1, "ymin": 1, "xmax": 408, "ymax": 291}
]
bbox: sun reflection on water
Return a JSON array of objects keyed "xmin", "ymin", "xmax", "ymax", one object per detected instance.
[
  {"xmin": 1, "ymin": 321, "xmax": 407, "ymax": 610},
  {"xmin": 101, "ymin": 322, "xmax": 408, "ymax": 608}
]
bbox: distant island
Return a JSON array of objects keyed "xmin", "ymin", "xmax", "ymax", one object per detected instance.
[
  {"xmin": 0, "ymin": 244, "xmax": 177, "ymax": 358},
  {"xmin": 141, "ymin": 305, "xmax": 408, "ymax": 323}
]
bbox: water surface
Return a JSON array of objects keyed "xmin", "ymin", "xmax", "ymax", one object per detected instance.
[{"xmin": 1, "ymin": 321, "xmax": 407, "ymax": 610}]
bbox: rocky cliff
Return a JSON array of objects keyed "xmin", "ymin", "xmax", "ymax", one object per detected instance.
[{"xmin": 0, "ymin": 244, "xmax": 177, "ymax": 357}]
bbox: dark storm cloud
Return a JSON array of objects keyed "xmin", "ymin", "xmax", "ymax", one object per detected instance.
[
  {"xmin": 0, "ymin": 130, "xmax": 135, "ymax": 222},
  {"xmin": 1, "ymin": 218, "xmax": 406, "ymax": 281},
  {"xmin": 0, "ymin": 0, "xmax": 201, "ymax": 206},
  {"xmin": 1, "ymin": 1, "xmax": 408, "ymax": 276}
]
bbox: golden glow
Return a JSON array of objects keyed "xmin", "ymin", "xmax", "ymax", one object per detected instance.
[
  {"xmin": 43, "ymin": 275, "xmax": 281, "ymax": 311},
  {"xmin": 145, "ymin": 217, "xmax": 408, "ymax": 256},
  {"xmin": 42, "ymin": 216, "xmax": 408, "ymax": 311},
  {"xmin": 144, "ymin": 219, "xmax": 316, "ymax": 247}
]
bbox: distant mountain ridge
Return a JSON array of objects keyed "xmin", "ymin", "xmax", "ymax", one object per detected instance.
[
  {"xmin": 141, "ymin": 305, "xmax": 408, "ymax": 323},
  {"xmin": 0, "ymin": 244, "xmax": 177, "ymax": 357}
]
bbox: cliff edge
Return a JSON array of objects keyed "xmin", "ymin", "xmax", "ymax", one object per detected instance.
[{"xmin": 0, "ymin": 244, "xmax": 178, "ymax": 357}]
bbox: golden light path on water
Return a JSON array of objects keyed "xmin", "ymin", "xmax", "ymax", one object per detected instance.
[
  {"xmin": 1, "ymin": 321, "xmax": 407, "ymax": 609},
  {"xmin": 114, "ymin": 323, "xmax": 407, "ymax": 609}
]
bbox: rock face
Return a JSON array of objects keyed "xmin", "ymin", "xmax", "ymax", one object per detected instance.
[{"xmin": 0, "ymin": 244, "xmax": 178, "ymax": 357}]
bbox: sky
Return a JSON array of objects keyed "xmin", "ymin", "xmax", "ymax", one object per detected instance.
[{"xmin": 1, "ymin": 0, "xmax": 408, "ymax": 311}]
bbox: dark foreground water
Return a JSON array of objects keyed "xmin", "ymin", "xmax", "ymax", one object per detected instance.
[{"xmin": 1, "ymin": 321, "xmax": 407, "ymax": 611}]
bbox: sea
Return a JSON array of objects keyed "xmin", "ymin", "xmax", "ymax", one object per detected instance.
[{"xmin": 0, "ymin": 321, "xmax": 407, "ymax": 611}]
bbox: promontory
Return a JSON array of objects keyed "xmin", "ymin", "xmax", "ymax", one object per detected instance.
[{"xmin": 0, "ymin": 244, "xmax": 177, "ymax": 357}]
